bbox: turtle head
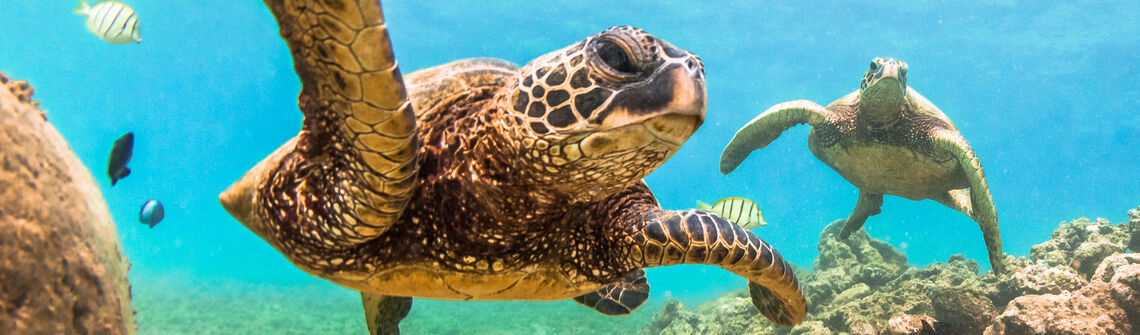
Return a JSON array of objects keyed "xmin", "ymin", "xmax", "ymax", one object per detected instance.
[
  {"xmin": 503, "ymin": 26, "xmax": 706, "ymax": 202},
  {"xmin": 858, "ymin": 57, "xmax": 909, "ymax": 124}
]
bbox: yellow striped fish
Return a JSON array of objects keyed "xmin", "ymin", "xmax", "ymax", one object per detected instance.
[
  {"xmin": 73, "ymin": 0, "xmax": 141, "ymax": 44},
  {"xmin": 697, "ymin": 197, "xmax": 767, "ymax": 230}
]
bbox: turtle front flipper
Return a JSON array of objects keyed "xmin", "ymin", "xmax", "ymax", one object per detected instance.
[
  {"xmin": 221, "ymin": 0, "xmax": 418, "ymax": 248},
  {"xmin": 573, "ymin": 269, "xmax": 650, "ymax": 316},
  {"xmin": 630, "ymin": 210, "xmax": 806, "ymax": 326},
  {"xmin": 720, "ymin": 100, "xmax": 834, "ymax": 174},
  {"xmin": 930, "ymin": 129, "xmax": 1005, "ymax": 275},
  {"xmin": 362, "ymin": 293, "xmax": 412, "ymax": 335}
]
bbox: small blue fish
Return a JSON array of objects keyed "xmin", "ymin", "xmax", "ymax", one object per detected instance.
[{"xmin": 139, "ymin": 200, "xmax": 164, "ymax": 228}]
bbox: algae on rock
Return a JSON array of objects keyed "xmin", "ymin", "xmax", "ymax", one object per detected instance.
[{"xmin": 640, "ymin": 210, "xmax": 1140, "ymax": 335}]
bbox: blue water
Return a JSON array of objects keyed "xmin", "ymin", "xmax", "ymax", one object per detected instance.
[{"xmin": 2, "ymin": 0, "xmax": 1138, "ymax": 332}]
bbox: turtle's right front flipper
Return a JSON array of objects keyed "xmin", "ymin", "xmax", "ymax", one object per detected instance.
[
  {"xmin": 629, "ymin": 210, "xmax": 806, "ymax": 326},
  {"xmin": 573, "ymin": 269, "xmax": 650, "ymax": 315},
  {"xmin": 221, "ymin": 0, "xmax": 419, "ymax": 253},
  {"xmin": 720, "ymin": 100, "xmax": 833, "ymax": 174}
]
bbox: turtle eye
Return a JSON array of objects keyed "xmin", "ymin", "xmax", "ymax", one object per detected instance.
[
  {"xmin": 596, "ymin": 39, "xmax": 637, "ymax": 74},
  {"xmin": 869, "ymin": 61, "xmax": 879, "ymax": 71}
]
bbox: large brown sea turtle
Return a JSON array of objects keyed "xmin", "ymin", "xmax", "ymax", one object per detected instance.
[
  {"xmin": 719, "ymin": 57, "xmax": 1005, "ymax": 274},
  {"xmin": 218, "ymin": 1, "xmax": 806, "ymax": 333}
]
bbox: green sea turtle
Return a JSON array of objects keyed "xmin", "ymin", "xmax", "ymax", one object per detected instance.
[
  {"xmin": 218, "ymin": 1, "xmax": 806, "ymax": 333},
  {"xmin": 719, "ymin": 57, "xmax": 1005, "ymax": 274}
]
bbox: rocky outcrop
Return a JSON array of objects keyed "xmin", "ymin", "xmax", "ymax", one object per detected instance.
[
  {"xmin": 0, "ymin": 72, "xmax": 135, "ymax": 334},
  {"xmin": 1029, "ymin": 217, "xmax": 1131, "ymax": 277},
  {"xmin": 641, "ymin": 210, "xmax": 1140, "ymax": 335},
  {"xmin": 1128, "ymin": 207, "xmax": 1140, "ymax": 252},
  {"xmin": 985, "ymin": 281, "xmax": 1132, "ymax": 335}
]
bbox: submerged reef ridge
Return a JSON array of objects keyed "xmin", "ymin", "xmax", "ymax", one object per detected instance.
[
  {"xmin": 642, "ymin": 206, "xmax": 1140, "ymax": 335},
  {"xmin": 0, "ymin": 72, "xmax": 135, "ymax": 334}
]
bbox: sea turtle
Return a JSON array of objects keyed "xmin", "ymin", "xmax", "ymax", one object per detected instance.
[
  {"xmin": 218, "ymin": 1, "xmax": 806, "ymax": 333},
  {"xmin": 719, "ymin": 57, "xmax": 1005, "ymax": 274}
]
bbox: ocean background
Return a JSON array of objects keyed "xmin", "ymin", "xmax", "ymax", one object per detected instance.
[{"xmin": 2, "ymin": 0, "xmax": 1137, "ymax": 333}]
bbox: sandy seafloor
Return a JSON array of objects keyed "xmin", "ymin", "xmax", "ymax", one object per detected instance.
[{"xmin": 131, "ymin": 273, "xmax": 660, "ymax": 334}]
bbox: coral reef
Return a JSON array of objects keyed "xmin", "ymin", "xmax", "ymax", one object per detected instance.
[
  {"xmin": 0, "ymin": 72, "xmax": 135, "ymax": 334},
  {"xmin": 641, "ymin": 209, "xmax": 1140, "ymax": 335}
]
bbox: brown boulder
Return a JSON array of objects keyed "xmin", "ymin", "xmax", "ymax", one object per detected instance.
[
  {"xmin": 985, "ymin": 282, "xmax": 1131, "ymax": 335},
  {"xmin": 0, "ymin": 72, "xmax": 134, "ymax": 334},
  {"xmin": 1109, "ymin": 264, "xmax": 1140, "ymax": 325}
]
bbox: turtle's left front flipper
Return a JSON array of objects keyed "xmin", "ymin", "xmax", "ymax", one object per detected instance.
[
  {"xmin": 362, "ymin": 293, "xmax": 412, "ymax": 335},
  {"xmin": 573, "ymin": 269, "xmax": 650, "ymax": 315},
  {"xmin": 629, "ymin": 210, "xmax": 806, "ymax": 326},
  {"xmin": 930, "ymin": 129, "xmax": 1005, "ymax": 275},
  {"xmin": 228, "ymin": 0, "xmax": 419, "ymax": 244}
]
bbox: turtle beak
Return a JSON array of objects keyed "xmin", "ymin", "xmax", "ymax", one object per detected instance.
[{"xmin": 868, "ymin": 61, "xmax": 906, "ymax": 94}]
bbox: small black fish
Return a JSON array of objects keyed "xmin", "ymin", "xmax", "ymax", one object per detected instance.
[
  {"xmin": 139, "ymin": 200, "xmax": 164, "ymax": 228},
  {"xmin": 107, "ymin": 132, "xmax": 134, "ymax": 185}
]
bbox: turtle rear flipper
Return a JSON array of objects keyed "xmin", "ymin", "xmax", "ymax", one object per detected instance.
[
  {"xmin": 362, "ymin": 293, "xmax": 412, "ymax": 335},
  {"xmin": 222, "ymin": 0, "xmax": 419, "ymax": 247},
  {"xmin": 573, "ymin": 269, "xmax": 650, "ymax": 315},
  {"xmin": 720, "ymin": 100, "xmax": 834, "ymax": 175},
  {"xmin": 839, "ymin": 191, "xmax": 883, "ymax": 239},
  {"xmin": 632, "ymin": 210, "xmax": 806, "ymax": 326}
]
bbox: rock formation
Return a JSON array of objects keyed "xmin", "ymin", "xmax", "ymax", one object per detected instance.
[
  {"xmin": 0, "ymin": 72, "xmax": 135, "ymax": 334},
  {"xmin": 641, "ymin": 208, "xmax": 1140, "ymax": 335}
]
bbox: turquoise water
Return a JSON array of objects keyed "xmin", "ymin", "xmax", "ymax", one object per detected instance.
[{"xmin": 2, "ymin": 0, "xmax": 1138, "ymax": 333}]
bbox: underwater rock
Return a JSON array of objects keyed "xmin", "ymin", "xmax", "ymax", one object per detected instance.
[
  {"xmin": 1029, "ymin": 217, "xmax": 1131, "ymax": 277},
  {"xmin": 886, "ymin": 313, "xmax": 935, "ymax": 335},
  {"xmin": 639, "ymin": 291, "xmax": 774, "ymax": 335},
  {"xmin": 985, "ymin": 281, "xmax": 1131, "ymax": 335},
  {"xmin": 785, "ymin": 321, "xmax": 831, "ymax": 335},
  {"xmin": 688, "ymin": 290, "xmax": 760, "ymax": 334},
  {"xmin": 0, "ymin": 72, "xmax": 134, "ymax": 334},
  {"xmin": 639, "ymin": 299, "xmax": 703, "ymax": 335},
  {"xmin": 1008, "ymin": 264, "xmax": 1087, "ymax": 295},
  {"xmin": 1108, "ymin": 264, "xmax": 1140, "ymax": 324},
  {"xmin": 805, "ymin": 220, "xmax": 909, "ymax": 308},
  {"xmin": 1092, "ymin": 253, "xmax": 1140, "ymax": 283},
  {"xmin": 1128, "ymin": 207, "xmax": 1140, "ymax": 252},
  {"xmin": 641, "ymin": 209, "xmax": 1140, "ymax": 335}
]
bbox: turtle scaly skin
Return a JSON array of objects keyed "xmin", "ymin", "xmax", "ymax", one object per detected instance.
[
  {"xmin": 721, "ymin": 57, "xmax": 1005, "ymax": 275},
  {"xmin": 219, "ymin": 1, "xmax": 806, "ymax": 333}
]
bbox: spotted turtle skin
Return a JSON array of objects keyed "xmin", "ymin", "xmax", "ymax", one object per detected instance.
[{"xmin": 220, "ymin": 1, "xmax": 807, "ymax": 333}]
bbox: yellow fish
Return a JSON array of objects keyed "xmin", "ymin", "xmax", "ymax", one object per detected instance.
[
  {"xmin": 697, "ymin": 197, "xmax": 767, "ymax": 230},
  {"xmin": 73, "ymin": 0, "xmax": 141, "ymax": 44}
]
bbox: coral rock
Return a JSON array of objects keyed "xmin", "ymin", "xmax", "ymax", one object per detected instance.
[
  {"xmin": 1092, "ymin": 253, "xmax": 1140, "ymax": 283},
  {"xmin": 1029, "ymin": 217, "xmax": 1130, "ymax": 277},
  {"xmin": 0, "ymin": 72, "xmax": 135, "ymax": 333},
  {"xmin": 805, "ymin": 220, "xmax": 909, "ymax": 308},
  {"xmin": 984, "ymin": 281, "xmax": 1131, "ymax": 335},
  {"xmin": 1009, "ymin": 264, "xmax": 1087, "ymax": 295},
  {"xmin": 886, "ymin": 313, "xmax": 935, "ymax": 335},
  {"xmin": 1129, "ymin": 207, "xmax": 1140, "ymax": 252},
  {"xmin": 1109, "ymin": 264, "xmax": 1140, "ymax": 324},
  {"xmin": 639, "ymin": 299, "xmax": 702, "ymax": 335}
]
